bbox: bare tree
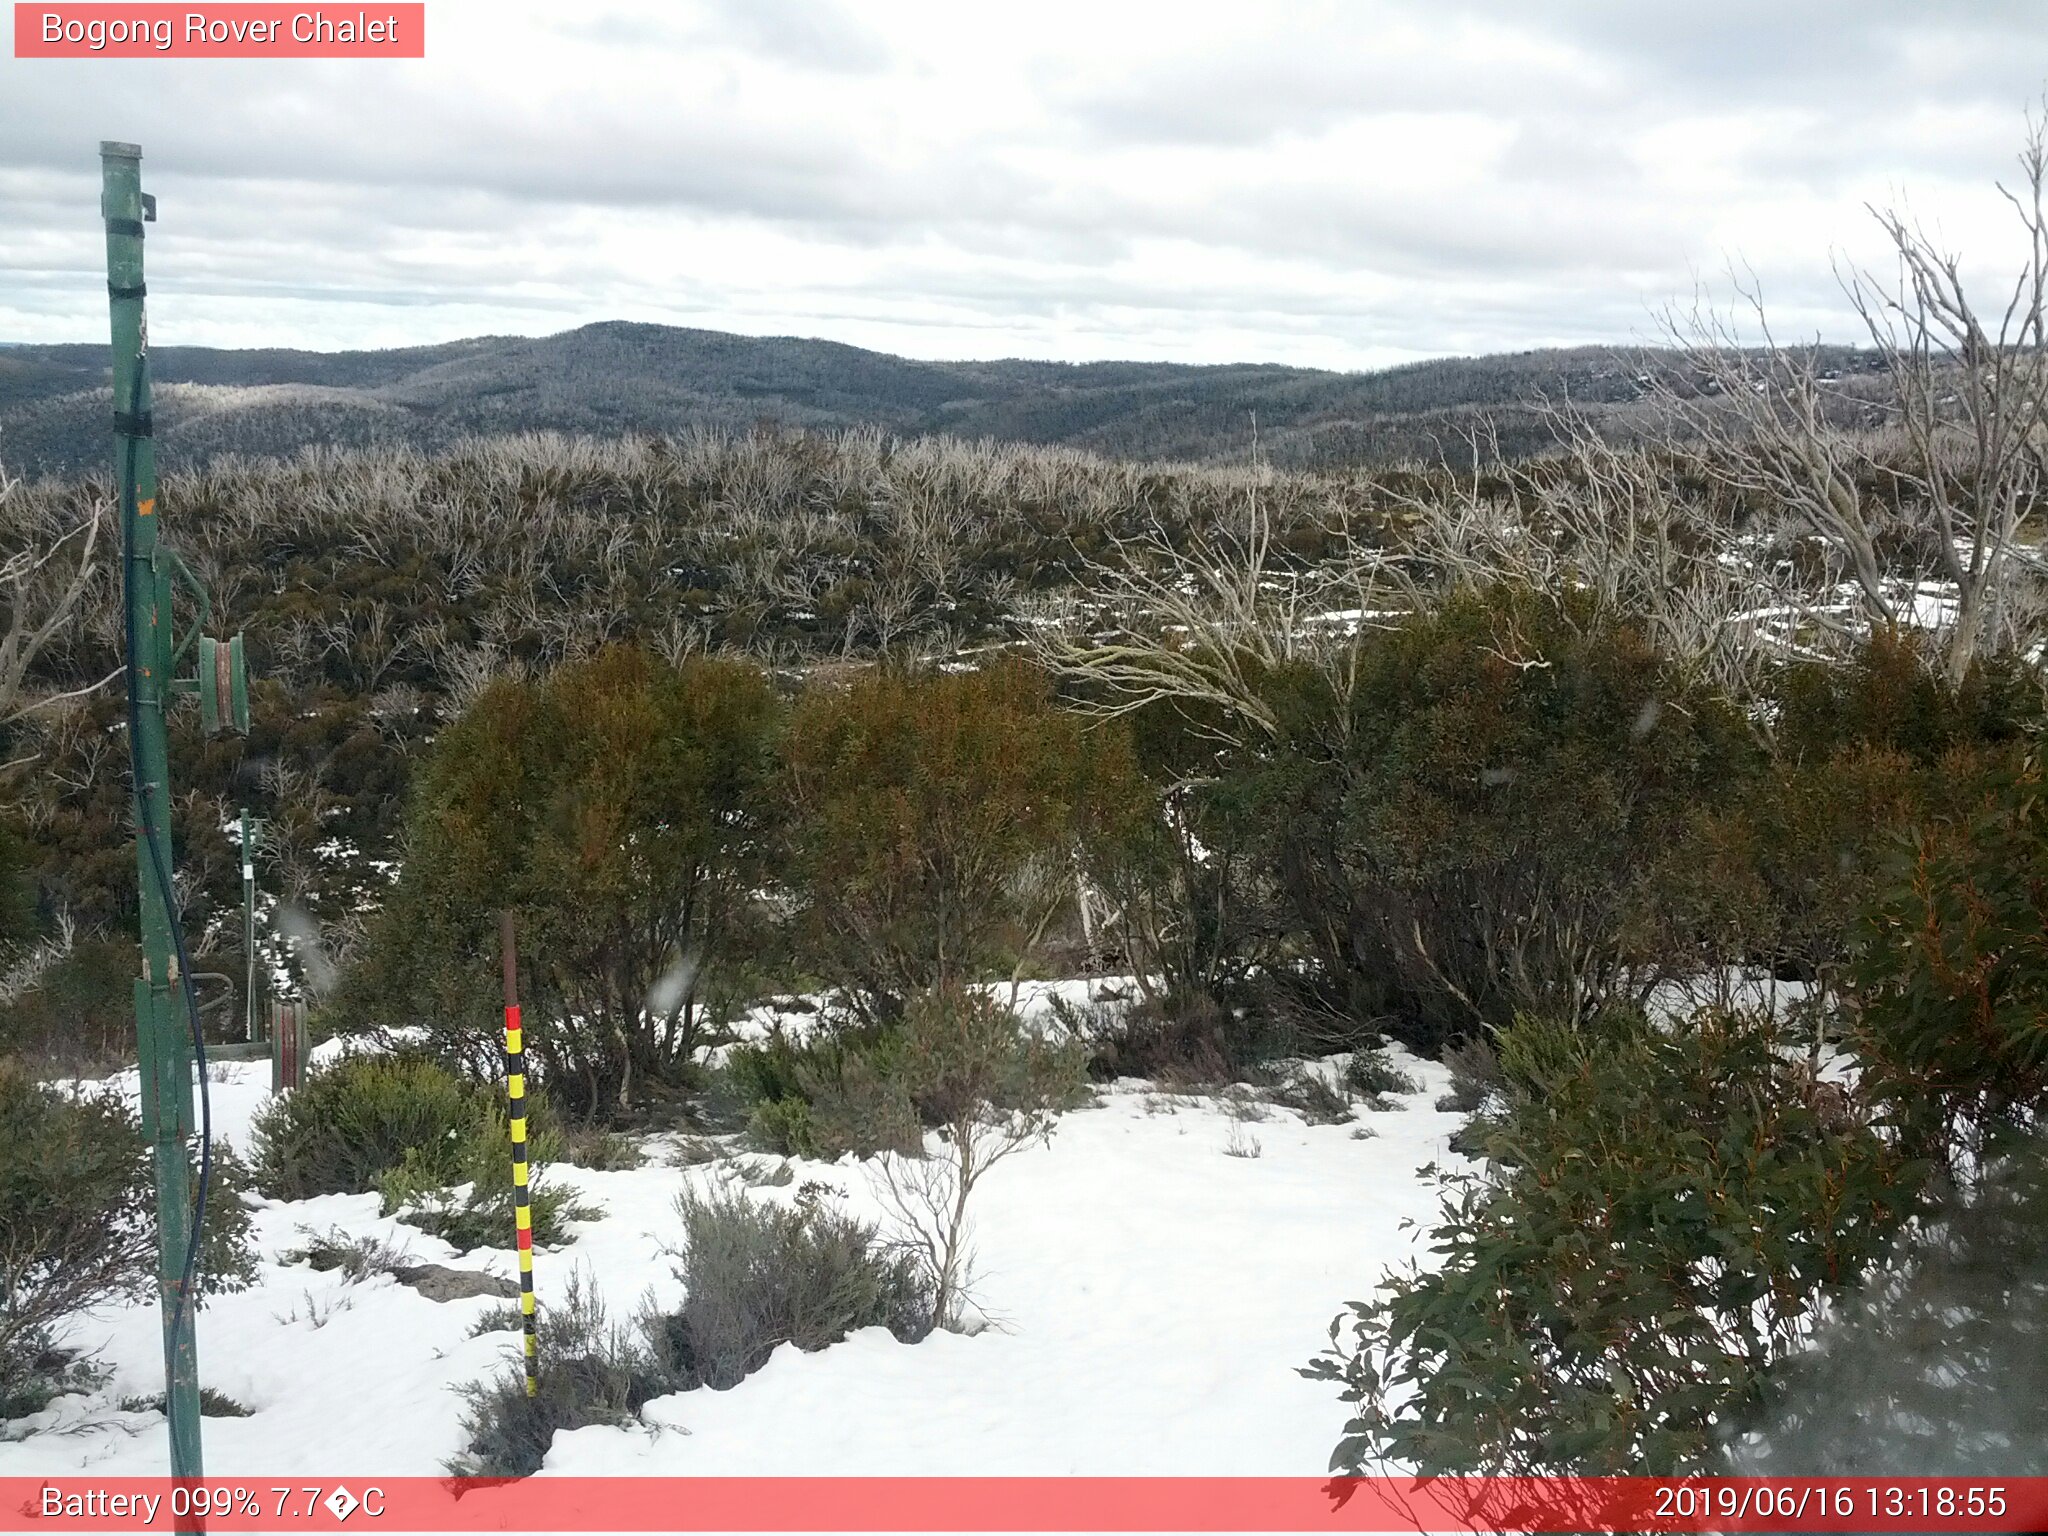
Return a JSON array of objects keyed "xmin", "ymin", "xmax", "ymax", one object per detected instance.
[
  {"xmin": 1659, "ymin": 111, "xmax": 2048, "ymax": 685},
  {"xmin": 1029, "ymin": 480, "xmax": 1403, "ymax": 751},
  {"xmin": 1367, "ymin": 409, "xmax": 1828, "ymax": 724},
  {"xmin": 868, "ymin": 989, "xmax": 1085, "ymax": 1330},
  {"xmin": 0, "ymin": 460, "xmax": 115, "ymax": 751}
]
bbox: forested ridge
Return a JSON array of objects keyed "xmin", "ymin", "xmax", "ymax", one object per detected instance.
[{"xmin": 0, "ymin": 322, "xmax": 1888, "ymax": 479}]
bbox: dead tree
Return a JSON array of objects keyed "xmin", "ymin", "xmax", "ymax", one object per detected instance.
[
  {"xmin": 0, "ymin": 461, "xmax": 115, "ymax": 763},
  {"xmin": 1660, "ymin": 111, "xmax": 2048, "ymax": 686}
]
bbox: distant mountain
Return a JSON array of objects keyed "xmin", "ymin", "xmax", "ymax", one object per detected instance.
[{"xmin": 0, "ymin": 320, "xmax": 1878, "ymax": 480}]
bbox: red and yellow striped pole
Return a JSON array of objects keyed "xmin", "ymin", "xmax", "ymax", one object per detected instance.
[{"xmin": 500, "ymin": 910, "xmax": 538, "ymax": 1398}]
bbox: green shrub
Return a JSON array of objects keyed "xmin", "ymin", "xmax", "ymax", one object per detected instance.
[
  {"xmin": 1343, "ymin": 1049, "xmax": 1420, "ymax": 1101},
  {"xmin": 1263, "ymin": 1069, "xmax": 1354, "ymax": 1125},
  {"xmin": 250, "ymin": 1046, "xmax": 591, "ymax": 1252},
  {"xmin": 642, "ymin": 1186, "xmax": 931, "ymax": 1392},
  {"xmin": 1305, "ymin": 1007, "xmax": 1922, "ymax": 1476},
  {"xmin": 1850, "ymin": 739, "xmax": 2048, "ymax": 1166},
  {"xmin": 1068, "ymin": 991, "xmax": 1273, "ymax": 1086},
  {"xmin": 0, "ymin": 1067, "xmax": 254, "ymax": 1419},
  {"xmin": 368, "ymin": 1086, "xmax": 598, "ymax": 1254},
  {"xmin": 1769, "ymin": 632, "xmax": 2042, "ymax": 768},
  {"xmin": 721, "ymin": 1033, "xmax": 811, "ymax": 1111},
  {"xmin": 1076, "ymin": 701, "xmax": 1277, "ymax": 1018},
  {"xmin": 1728, "ymin": 1139, "xmax": 2048, "ymax": 1475},
  {"xmin": 281, "ymin": 1227, "xmax": 411, "ymax": 1282},
  {"xmin": 743, "ymin": 1095, "xmax": 818, "ymax": 1159},
  {"xmin": 1743, "ymin": 636, "xmax": 2042, "ymax": 1003},
  {"xmin": 0, "ymin": 818, "xmax": 38, "ymax": 954},
  {"xmin": 2, "ymin": 1344, "xmax": 105, "ymax": 1422},
  {"xmin": 377, "ymin": 1114, "xmax": 596, "ymax": 1255},
  {"xmin": 0, "ymin": 937, "xmax": 137, "ymax": 1077},
  {"xmin": 195, "ymin": 1142, "xmax": 260, "ymax": 1295},
  {"xmin": 451, "ymin": 1185, "xmax": 934, "ymax": 1477},
  {"xmin": 1433, "ymin": 1035, "xmax": 1500, "ymax": 1115},
  {"xmin": 249, "ymin": 1051, "xmax": 480, "ymax": 1200},
  {"xmin": 780, "ymin": 659, "xmax": 1122, "ymax": 1024},
  {"xmin": 722, "ymin": 1031, "xmax": 848, "ymax": 1155},
  {"xmin": 118, "ymin": 1387, "xmax": 252, "ymax": 1418},
  {"xmin": 1240, "ymin": 586, "xmax": 1762, "ymax": 1055},
  {"xmin": 337, "ymin": 646, "xmax": 782, "ymax": 1116},
  {"xmin": 726, "ymin": 1025, "xmax": 922, "ymax": 1161}
]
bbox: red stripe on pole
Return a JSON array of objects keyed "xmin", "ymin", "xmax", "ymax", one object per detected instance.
[
  {"xmin": 3, "ymin": 1478, "xmax": 2046, "ymax": 1532},
  {"xmin": 515, "ymin": 1226, "xmax": 532, "ymax": 1251}
]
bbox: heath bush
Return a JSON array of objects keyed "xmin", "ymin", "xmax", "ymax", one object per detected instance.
[
  {"xmin": 1, "ymin": 1067, "xmax": 254, "ymax": 1418},
  {"xmin": 250, "ymin": 1050, "xmax": 481, "ymax": 1200},
  {"xmin": 642, "ymin": 1185, "xmax": 931, "ymax": 1392},
  {"xmin": 1306, "ymin": 1007, "xmax": 1921, "ymax": 1476}
]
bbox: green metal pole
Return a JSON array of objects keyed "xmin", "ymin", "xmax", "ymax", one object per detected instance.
[
  {"xmin": 102, "ymin": 139, "xmax": 205, "ymax": 1494},
  {"xmin": 242, "ymin": 808, "xmax": 256, "ymax": 1042}
]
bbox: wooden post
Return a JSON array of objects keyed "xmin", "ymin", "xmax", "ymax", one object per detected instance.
[{"xmin": 269, "ymin": 1000, "xmax": 306, "ymax": 1093}]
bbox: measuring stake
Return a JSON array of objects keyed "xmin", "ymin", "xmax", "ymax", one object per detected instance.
[{"xmin": 500, "ymin": 911, "xmax": 539, "ymax": 1397}]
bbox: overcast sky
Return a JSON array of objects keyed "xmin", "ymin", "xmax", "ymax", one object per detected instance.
[{"xmin": 3, "ymin": 0, "xmax": 2046, "ymax": 369}]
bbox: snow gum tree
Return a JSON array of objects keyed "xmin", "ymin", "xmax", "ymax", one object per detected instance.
[{"xmin": 336, "ymin": 644, "xmax": 782, "ymax": 1116}]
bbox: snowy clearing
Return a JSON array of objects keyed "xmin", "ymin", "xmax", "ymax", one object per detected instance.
[{"xmin": 1, "ymin": 1034, "xmax": 1466, "ymax": 1478}]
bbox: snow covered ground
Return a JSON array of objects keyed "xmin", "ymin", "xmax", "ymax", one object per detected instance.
[{"xmin": 1, "ymin": 1014, "xmax": 1468, "ymax": 1479}]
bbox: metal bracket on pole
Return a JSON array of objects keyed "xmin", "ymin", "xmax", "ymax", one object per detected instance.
[{"xmin": 198, "ymin": 634, "xmax": 250, "ymax": 735}]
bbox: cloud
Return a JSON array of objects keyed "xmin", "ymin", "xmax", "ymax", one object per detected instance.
[{"xmin": 0, "ymin": 0, "xmax": 2043, "ymax": 365}]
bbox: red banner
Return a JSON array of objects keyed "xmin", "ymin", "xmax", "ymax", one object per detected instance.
[
  {"xmin": 12, "ymin": 4, "xmax": 425, "ymax": 58},
  {"xmin": 4, "ymin": 1477, "xmax": 2047, "ymax": 1532}
]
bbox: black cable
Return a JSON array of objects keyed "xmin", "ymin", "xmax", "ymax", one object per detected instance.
[{"xmin": 118, "ymin": 366, "xmax": 212, "ymax": 1355}]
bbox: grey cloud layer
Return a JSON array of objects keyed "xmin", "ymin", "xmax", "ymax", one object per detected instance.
[{"xmin": 1, "ymin": 0, "xmax": 2042, "ymax": 363}]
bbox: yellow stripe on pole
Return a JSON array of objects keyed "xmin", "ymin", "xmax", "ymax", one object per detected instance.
[{"xmin": 502, "ymin": 912, "xmax": 540, "ymax": 1401}]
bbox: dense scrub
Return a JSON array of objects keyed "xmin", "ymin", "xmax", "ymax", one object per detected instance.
[
  {"xmin": 249, "ymin": 1050, "xmax": 587, "ymax": 1249},
  {"xmin": 1, "ymin": 427, "xmax": 1384, "ymax": 1006},
  {"xmin": 5, "ymin": 402, "xmax": 2045, "ymax": 1480},
  {"xmin": 1313, "ymin": 726, "xmax": 2048, "ymax": 1478},
  {"xmin": 4, "ymin": 414, "xmax": 2032, "ymax": 1036},
  {"xmin": 332, "ymin": 647, "xmax": 781, "ymax": 1115},
  {"xmin": 780, "ymin": 660, "xmax": 1138, "ymax": 1024},
  {"xmin": 0, "ymin": 1065, "xmax": 255, "ymax": 1419},
  {"xmin": 1306, "ymin": 1008, "xmax": 1919, "ymax": 1475},
  {"xmin": 1232, "ymin": 587, "xmax": 1762, "ymax": 1055}
]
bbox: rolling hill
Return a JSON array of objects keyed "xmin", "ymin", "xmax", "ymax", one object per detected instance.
[{"xmin": 0, "ymin": 320, "xmax": 1879, "ymax": 480}]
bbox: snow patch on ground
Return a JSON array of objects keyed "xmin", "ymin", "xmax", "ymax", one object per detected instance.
[{"xmin": 4, "ymin": 1038, "xmax": 1466, "ymax": 1477}]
